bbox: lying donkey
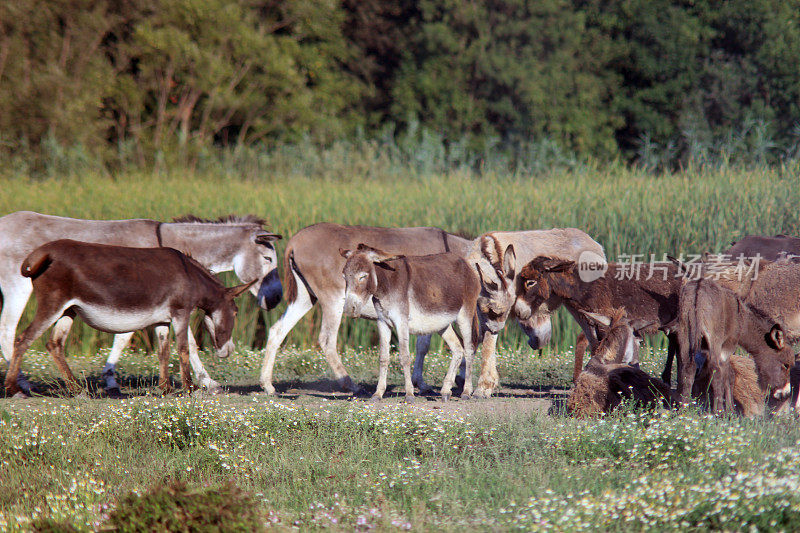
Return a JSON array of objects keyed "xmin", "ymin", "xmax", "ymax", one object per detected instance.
[
  {"xmin": 675, "ymin": 277, "xmax": 793, "ymax": 412},
  {"xmin": 5, "ymin": 240, "xmax": 253, "ymax": 396},
  {"xmin": 568, "ymin": 309, "xmax": 676, "ymax": 417},
  {"xmin": 340, "ymin": 244, "xmax": 481, "ymax": 402}
]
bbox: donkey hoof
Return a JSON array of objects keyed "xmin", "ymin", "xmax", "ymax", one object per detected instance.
[
  {"xmin": 105, "ymin": 387, "xmax": 127, "ymax": 399},
  {"xmin": 441, "ymin": 392, "xmax": 451, "ymax": 403},
  {"xmin": 206, "ymin": 382, "xmax": 224, "ymax": 395},
  {"xmin": 12, "ymin": 391, "xmax": 29, "ymax": 399},
  {"xmin": 404, "ymin": 394, "xmax": 415, "ymax": 405},
  {"xmin": 260, "ymin": 382, "xmax": 276, "ymax": 395},
  {"xmin": 473, "ymin": 388, "xmax": 492, "ymax": 399},
  {"xmin": 460, "ymin": 391, "xmax": 473, "ymax": 400},
  {"xmin": 370, "ymin": 393, "xmax": 383, "ymax": 403}
]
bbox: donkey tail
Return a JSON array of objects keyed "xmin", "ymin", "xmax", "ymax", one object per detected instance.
[
  {"xmin": 283, "ymin": 245, "xmax": 297, "ymax": 304},
  {"xmin": 21, "ymin": 248, "xmax": 51, "ymax": 279}
]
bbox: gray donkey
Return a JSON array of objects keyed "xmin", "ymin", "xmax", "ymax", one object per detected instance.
[{"xmin": 340, "ymin": 244, "xmax": 482, "ymax": 402}]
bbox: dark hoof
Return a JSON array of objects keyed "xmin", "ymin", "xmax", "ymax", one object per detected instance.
[{"xmin": 105, "ymin": 387, "xmax": 128, "ymax": 399}]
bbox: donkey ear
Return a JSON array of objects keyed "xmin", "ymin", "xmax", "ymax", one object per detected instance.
[
  {"xmin": 766, "ymin": 324, "xmax": 786, "ymax": 350},
  {"xmin": 226, "ymin": 279, "xmax": 258, "ymax": 299},
  {"xmin": 255, "ymin": 232, "xmax": 282, "ymax": 244},
  {"xmin": 475, "ymin": 262, "xmax": 499, "ymax": 291},
  {"xmin": 543, "ymin": 259, "xmax": 575, "ymax": 273},
  {"xmin": 340, "ymin": 248, "xmax": 353, "ymax": 259},
  {"xmin": 502, "ymin": 245, "xmax": 516, "ymax": 280}
]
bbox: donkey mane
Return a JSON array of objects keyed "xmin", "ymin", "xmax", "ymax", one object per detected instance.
[{"xmin": 172, "ymin": 214, "xmax": 268, "ymax": 228}]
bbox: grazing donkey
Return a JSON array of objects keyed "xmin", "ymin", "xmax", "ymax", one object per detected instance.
[
  {"xmin": 462, "ymin": 229, "xmax": 606, "ymax": 398},
  {"xmin": 0, "ymin": 211, "xmax": 280, "ymax": 394},
  {"xmin": 340, "ymin": 245, "xmax": 480, "ymax": 401},
  {"xmin": 516, "ymin": 257, "xmax": 683, "ymax": 379},
  {"xmin": 675, "ymin": 278, "xmax": 793, "ymax": 413},
  {"xmin": 5, "ymin": 240, "xmax": 254, "ymax": 397}
]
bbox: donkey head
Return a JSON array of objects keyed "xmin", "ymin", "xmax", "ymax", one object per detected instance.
[
  {"xmin": 516, "ymin": 257, "xmax": 575, "ymax": 320},
  {"xmin": 340, "ymin": 244, "xmax": 402, "ymax": 318},
  {"xmin": 206, "ymin": 280, "xmax": 258, "ymax": 358},
  {"xmin": 474, "ymin": 242, "xmax": 516, "ymax": 335},
  {"xmin": 749, "ymin": 321, "xmax": 794, "ymax": 401}
]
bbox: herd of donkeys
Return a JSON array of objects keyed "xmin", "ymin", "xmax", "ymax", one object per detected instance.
[{"xmin": 0, "ymin": 211, "xmax": 799, "ymax": 417}]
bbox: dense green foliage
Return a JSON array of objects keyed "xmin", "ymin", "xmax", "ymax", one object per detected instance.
[{"xmin": 2, "ymin": 0, "xmax": 800, "ymax": 166}]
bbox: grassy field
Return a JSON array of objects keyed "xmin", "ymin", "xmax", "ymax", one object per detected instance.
[
  {"xmin": 2, "ymin": 346, "xmax": 800, "ymax": 531},
  {"xmin": 1, "ymin": 164, "xmax": 799, "ymax": 353},
  {"xmin": 2, "ymin": 166, "xmax": 800, "ymax": 530}
]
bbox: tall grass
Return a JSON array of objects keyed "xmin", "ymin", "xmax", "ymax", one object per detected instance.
[{"xmin": 1, "ymin": 161, "xmax": 799, "ymax": 355}]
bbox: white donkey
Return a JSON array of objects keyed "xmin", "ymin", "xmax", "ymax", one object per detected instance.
[{"xmin": 0, "ymin": 211, "xmax": 281, "ymax": 395}]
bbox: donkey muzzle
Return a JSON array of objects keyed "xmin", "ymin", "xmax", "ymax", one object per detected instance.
[
  {"xmin": 773, "ymin": 381, "xmax": 792, "ymax": 400},
  {"xmin": 216, "ymin": 340, "xmax": 235, "ymax": 359},
  {"xmin": 257, "ymin": 269, "xmax": 282, "ymax": 310}
]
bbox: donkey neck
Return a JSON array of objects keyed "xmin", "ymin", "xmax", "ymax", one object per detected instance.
[{"xmin": 159, "ymin": 223, "xmax": 252, "ymax": 273}]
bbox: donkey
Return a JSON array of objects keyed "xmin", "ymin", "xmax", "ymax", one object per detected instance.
[
  {"xmin": 567, "ymin": 309, "xmax": 676, "ymax": 417},
  {"xmin": 5, "ymin": 240, "xmax": 254, "ymax": 397},
  {"xmin": 0, "ymin": 211, "xmax": 280, "ymax": 395},
  {"xmin": 458, "ymin": 229, "xmax": 606, "ymax": 398},
  {"xmin": 724, "ymin": 234, "xmax": 800, "ymax": 262},
  {"xmin": 340, "ymin": 245, "xmax": 480, "ymax": 401},
  {"xmin": 259, "ymin": 223, "xmax": 475, "ymax": 395},
  {"xmin": 516, "ymin": 257, "xmax": 683, "ymax": 380},
  {"xmin": 675, "ymin": 278, "xmax": 793, "ymax": 413}
]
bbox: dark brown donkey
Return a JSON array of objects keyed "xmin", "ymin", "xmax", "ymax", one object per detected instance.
[
  {"xmin": 675, "ymin": 278, "xmax": 793, "ymax": 413},
  {"xmin": 341, "ymin": 245, "xmax": 480, "ymax": 402},
  {"xmin": 5, "ymin": 240, "xmax": 253, "ymax": 396},
  {"xmin": 516, "ymin": 257, "xmax": 683, "ymax": 377}
]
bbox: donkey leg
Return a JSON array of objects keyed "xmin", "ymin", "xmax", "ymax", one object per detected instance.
[
  {"xmin": 170, "ymin": 321, "xmax": 195, "ymax": 393},
  {"xmin": 46, "ymin": 313, "xmax": 82, "ymax": 394},
  {"xmin": 412, "ymin": 334, "xmax": 432, "ymax": 393},
  {"xmin": 662, "ymin": 333, "xmax": 678, "ymax": 386},
  {"xmin": 185, "ymin": 324, "xmax": 221, "ymax": 393},
  {"xmin": 372, "ymin": 321, "xmax": 392, "ymax": 401},
  {"xmin": 474, "ymin": 331, "xmax": 500, "ymax": 398},
  {"xmin": 396, "ymin": 324, "xmax": 414, "ymax": 403},
  {"xmin": 676, "ymin": 333, "xmax": 696, "ymax": 407},
  {"xmin": 457, "ymin": 312, "xmax": 477, "ymax": 398},
  {"xmin": 102, "ymin": 332, "xmax": 135, "ymax": 394},
  {"xmin": 440, "ymin": 327, "xmax": 465, "ymax": 401},
  {"xmin": 574, "ymin": 332, "xmax": 589, "ymax": 382},
  {"xmin": 318, "ymin": 302, "xmax": 360, "ymax": 394},
  {"xmin": 154, "ymin": 325, "xmax": 173, "ymax": 394},
  {"xmin": 260, "ymin": 277, "xmax": 314, "ymax": 394},
  {"xmin": 5, "ymin": 302, "xmax": 65, "ymax": 396},
  {"xmin": 0, "ymin": 282, "xmax": 34, "ymax": 392}
]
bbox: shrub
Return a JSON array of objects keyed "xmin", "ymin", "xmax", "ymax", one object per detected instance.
[{"xmin": 106, "ymin": 480, "xmax": 263, "ymax": 532}]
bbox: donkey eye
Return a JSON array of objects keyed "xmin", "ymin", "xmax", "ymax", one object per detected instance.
[
  {"xmin": 525, "ymin": 279, "xmax": 537, "ymax": 290},
  {"xmin": 357, "ymin": 273, "xmax": 368, "ymax": 282}
]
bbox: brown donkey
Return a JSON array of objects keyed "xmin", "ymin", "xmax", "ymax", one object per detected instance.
[
  {"xmin": 675, "ymin": 278, "xmax": 793, "ymax": 413},
  {"xmin": 517, "ymin": 257, "xmax": 683, "ymax": 380},
  {"xmin": 5, "ymin": 240, "xmax": 253, "ymax": 396},
  {"xmin": 567, "ymin": 309, "xmax": 676, "ymax": 417},
  {"xmin": 341, "ymin": 244, "xmax": 481, "ymax": 402}
]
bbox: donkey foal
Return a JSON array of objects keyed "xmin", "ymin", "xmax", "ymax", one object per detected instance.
[
  {"xmin": 341, "ymin": 245, "xmax": 480, "ymax": 402},
  {"xmin": 5, "ymin": 240, "xmax": 253, "ymax": 396}
]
